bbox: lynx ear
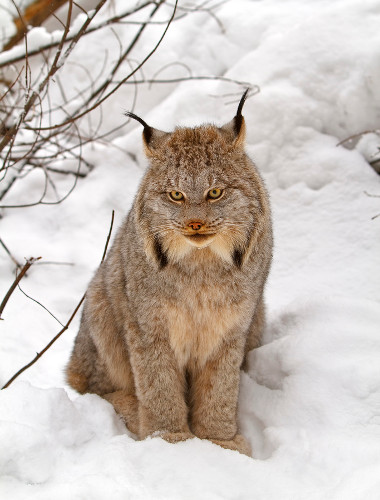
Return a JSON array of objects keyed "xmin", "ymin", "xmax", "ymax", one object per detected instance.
[
  {"xmin": 125, "ymin": 111, "xmax": 169, "ymax": 156},
  {"xmin": 220, "ymin": 88, "xmax": 249, "ymax": 148}
]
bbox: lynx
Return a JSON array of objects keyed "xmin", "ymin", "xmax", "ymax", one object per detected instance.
[{"xmin": 66, "ymin": 90, "xmax": 273, "ymax": 456}]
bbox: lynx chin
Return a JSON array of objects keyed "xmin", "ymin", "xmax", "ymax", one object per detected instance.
[{"xmin": 66, "ymin": 90, "xmax": 273, "ymax": 456}]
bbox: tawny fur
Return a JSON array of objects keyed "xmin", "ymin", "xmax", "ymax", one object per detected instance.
[{"xmin": 66, "ymin": 100, "xmax": 272, "ymax": 456}]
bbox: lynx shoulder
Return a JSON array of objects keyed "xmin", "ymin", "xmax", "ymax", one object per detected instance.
[{"xmin": 66, "ymin": 90, "xmax": 273, "ymax": 456}]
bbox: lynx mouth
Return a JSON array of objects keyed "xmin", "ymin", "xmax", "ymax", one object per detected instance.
[{"xmin": 184, "ymin": 233, "xmax": 216, "ymax": 248}]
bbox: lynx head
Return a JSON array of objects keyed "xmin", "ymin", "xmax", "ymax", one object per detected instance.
[{"xmin": 126, "ymin": 90, "xmax": 270, "ymax": 269}]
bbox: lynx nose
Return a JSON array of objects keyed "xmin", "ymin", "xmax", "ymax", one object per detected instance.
[{"xmin": 187, "ymin": 220, "xmax": 204, "ymax": 231}]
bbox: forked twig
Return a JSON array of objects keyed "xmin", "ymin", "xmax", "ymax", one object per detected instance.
[{"xmin": 1, "ymin": 210, "xmax": 115, "ymax": 389}]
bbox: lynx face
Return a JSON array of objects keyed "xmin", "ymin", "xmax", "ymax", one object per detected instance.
[{"xmin": 137, "ymin": 125, "xmax": 261, "ymax": 266}]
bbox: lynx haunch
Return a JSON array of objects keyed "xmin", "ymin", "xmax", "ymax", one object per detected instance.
[{"xmin": 66, "ymin": 90, "xmax": 273, "ymax": 456}]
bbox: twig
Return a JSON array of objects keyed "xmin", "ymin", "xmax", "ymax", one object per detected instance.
[
  {"xmin": 45, "ymin": 166, "xmax": 87, "ymax": 178},
  {"xmin": 1, "ymin": 210, "xmax": 115, "ymax": 389},
  {"xmin": 0, "ymin": 256, "xmax": 41, "ymax": 320},
  {"xmin": 17, "ymin": 283, "xmax": 65, "ymax": 327},
  {"xmin": 0, "ymin": 67, "xmax": 24, "ymax": 104},
  {"xmin": 337, "ymin": 129, "xmax": 380, "ymax": 147},
  {"xmin": 115, "ymin": 74, "xmax": 255, "ymax": 90},
  {"xmin": 101, "ymin": 210, "xmax": 115, "ymax": 261}
]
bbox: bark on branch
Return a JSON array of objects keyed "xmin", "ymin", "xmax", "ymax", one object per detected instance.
[{"xmin": 3, "ymin": 0, "xmax": 69, "ymax": 51}]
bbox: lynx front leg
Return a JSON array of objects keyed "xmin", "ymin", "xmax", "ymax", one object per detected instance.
[
  {"xmin": 190, "ymin": 336, "xmax": 251, "ymax": 455},
  {"xmin": 127, "ymin": 327, "xmax": 192, "ymax": 442}
]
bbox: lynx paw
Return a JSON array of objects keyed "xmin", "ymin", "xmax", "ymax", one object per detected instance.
[
  {"xmin": 210, "ymin": 434, "xmax": 252, "ymax": 457},
  {"xmin": 156, "ymin": 431, "xmax": 194, "ymax": 444},
  {"xmin": 103, "ymin": 392, "xmax": 139, "ymax": 436}
]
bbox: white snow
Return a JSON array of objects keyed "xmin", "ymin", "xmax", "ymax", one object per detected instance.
[{"xmin": 1, "ymin": 0, "xmax": 380, "ymax": 498}]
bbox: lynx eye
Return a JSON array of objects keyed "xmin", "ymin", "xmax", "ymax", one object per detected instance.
[
  {"xmin": 207, "ymin": 188, "xmax": 223, "ymax": 200},
  {"xmin": 169, "ymin": 190, "xmax": 185, "ymax": 202}
]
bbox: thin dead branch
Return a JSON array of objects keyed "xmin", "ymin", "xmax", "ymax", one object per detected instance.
[
  {"xmin": 337, "ymin": 129, "xmax": 380, "ymax": 148},
  {"xmin": 17, "ymin": 282, "xmax": 65, "ymax": 327}
]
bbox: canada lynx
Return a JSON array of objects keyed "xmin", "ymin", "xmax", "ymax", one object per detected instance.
[{"xmin": 66, "ymin": 90, "xmax": 272, "ymax": 456}]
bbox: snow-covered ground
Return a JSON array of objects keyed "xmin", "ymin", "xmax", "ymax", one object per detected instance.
[{"xmin": 1, "ymin": 0, "xmax": 380, "ymax": 498}]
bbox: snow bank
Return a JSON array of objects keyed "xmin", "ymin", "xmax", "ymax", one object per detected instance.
[
  {"xmin": 1, "ymin": 0, "xmax": 380, "ymax": 498},
  {"xmin": 2, "ymin": 297, "xmax": 380, "ymax": 499}
]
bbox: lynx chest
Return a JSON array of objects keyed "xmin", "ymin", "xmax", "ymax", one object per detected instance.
[{"xmin": 166, "ymin": 282, "xmax": 248, "ymax": 368}]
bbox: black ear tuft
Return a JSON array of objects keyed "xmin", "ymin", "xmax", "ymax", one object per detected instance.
[
  {"xmin": 125, "ymin": 111, "xmax": 153, "ymax": 145},
  {"xmin": 236, "ymin": 88, "xmax": 249, "ymax": 117},
  {"xmin": 233, "ymin": 88, "xmax": 249, "ymax": 136}
]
